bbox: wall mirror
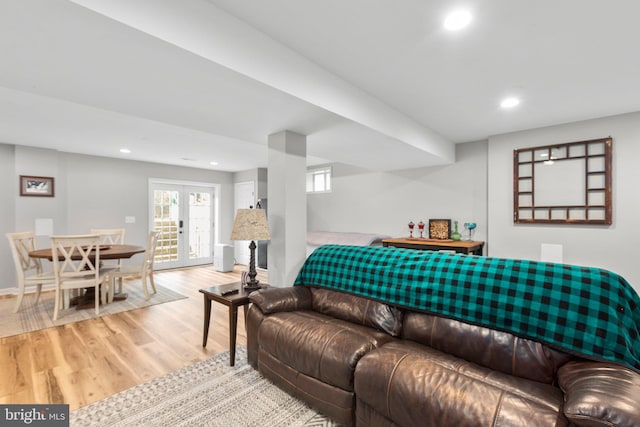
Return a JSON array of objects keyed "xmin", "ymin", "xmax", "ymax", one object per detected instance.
[{"xmin": 513, "ymin": 137, "xmax": 612, "ymax": 224}]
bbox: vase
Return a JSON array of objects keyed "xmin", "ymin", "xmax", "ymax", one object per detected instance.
[{"xmin": 451, "ymin": 221, "xmax": 462, "ymax": 241}]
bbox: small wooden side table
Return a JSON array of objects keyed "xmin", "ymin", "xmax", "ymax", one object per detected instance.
[{"xmin": 199, "ymin": 282, "xmax": 266, "ymax": 366}]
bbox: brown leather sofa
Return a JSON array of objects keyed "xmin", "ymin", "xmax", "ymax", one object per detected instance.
[{"xmin": 247, "ymin": 286, "xmax": 640, "ymax": 427}]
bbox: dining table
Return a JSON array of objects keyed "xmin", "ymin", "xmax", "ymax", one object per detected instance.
[
  {"xmin": 29, "ymin": 244, "xmax": 145, "ymax": 261},
  {"xmin": 29, "ymin": 244, "xmax": 145, "ymax": 309}
]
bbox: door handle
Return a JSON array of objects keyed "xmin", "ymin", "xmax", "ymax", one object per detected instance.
[{"xmin": 179, "ymin": 220, "xmax": 183, "ymax": 234}]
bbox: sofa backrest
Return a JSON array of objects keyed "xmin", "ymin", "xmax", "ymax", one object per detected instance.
[
  {"xmin": 296, "ymin": 245, "xmax": 640, "ymax": 374},
  {"xmin": 402, "ymin": 311, "xmax": 575, "ymax": 384},
  {"xmin": 309, "ymin": 287, "xmax": 404, "ymax": 336},
  {"xmin": 305, "ymin": 286, "xmax": 575, "ymax": 383}
]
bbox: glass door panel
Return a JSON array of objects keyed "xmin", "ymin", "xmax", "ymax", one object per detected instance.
[
  {"xmin": 152, "ymin": 186, "xmax": 181, "ymax": 269},
  {"xmin": 185, "ymin": 187, "xmax": 213, "ymax": 267}
]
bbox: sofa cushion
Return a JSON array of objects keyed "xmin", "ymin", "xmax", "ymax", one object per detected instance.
[
  {"xmin": 355, "ymin": 341, "xmax": 569, "ymax": 427},
  {"xmin": 257, "ymin": 310, "xmax": 392, "ymax": 391},
  {"xmin": 402, "ymin": 311, "xmax": 574, "ymax": 383},
  {"xmin": 309, "ymin": 287, "xmax": 403, "ymax": 336}
]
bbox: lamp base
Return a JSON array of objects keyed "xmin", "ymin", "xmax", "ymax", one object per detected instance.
[
  {"xmin": 243, "ymin": 282, "xmax": 261, "ymax": 291},
  {"xmin": 243, "ymin": 240, "xmax": 261, "ymax": 291}
]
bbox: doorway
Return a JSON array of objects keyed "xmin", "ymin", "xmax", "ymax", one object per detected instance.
[{"xmin": 150, "ymin": 181, "xmax": 215, "ymax": 269}]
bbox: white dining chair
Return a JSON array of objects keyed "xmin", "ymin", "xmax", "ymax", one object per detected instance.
[
  {"xmin": 6, "ymin": 231, "xmax": 57, "ymax": 313},
  {"xmin": 50, "ymin": 234, "xmax": 110, "ymax": 321},
  {"xmin": 90, "ymin": 228, "xmax": 125, "ymax": 245},
  {"xmin": 108, "ymin": 231, "xmax": 159, "ymax": 302},
  {"xmin": 91, "ymin": 227, "xmax": 126, "ymax": 293}
]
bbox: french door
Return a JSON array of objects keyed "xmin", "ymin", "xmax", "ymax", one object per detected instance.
[{"xmin": 150, "ymin": 182, "xmax": 215, "ymax": 269}]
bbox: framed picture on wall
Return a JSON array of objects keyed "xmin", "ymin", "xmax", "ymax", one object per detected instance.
[{"xmin": 20, "ymin": 175, "xmax": 55, "ymax": 197}]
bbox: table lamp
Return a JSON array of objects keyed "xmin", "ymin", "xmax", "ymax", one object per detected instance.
[{"xmin": 230, "ymin": 208, "xmax": 271, "ymax": 290}]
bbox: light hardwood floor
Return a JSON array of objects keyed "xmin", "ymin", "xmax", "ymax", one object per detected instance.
[{"xmin": 0, "ymin": 265, "xmax": 266, "ymax": 410}]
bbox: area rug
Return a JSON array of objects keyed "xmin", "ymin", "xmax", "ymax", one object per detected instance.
[
  {"xmin": 0, "ymin": 283, "xmax": 187, "ymax": 339},
  {"xmin": 71, "ymin": 347, "xmax": 339, "ymax": 427}
]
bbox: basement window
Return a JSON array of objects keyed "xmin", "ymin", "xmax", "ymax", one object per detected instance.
[{"xmin": 306, "ymin": 167, "xmax": 332, "ymax": 193}]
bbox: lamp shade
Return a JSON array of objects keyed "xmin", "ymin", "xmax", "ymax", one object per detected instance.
[{"xmin": 230, "ymin": 209, "xmax": 271, "ymax": 241}]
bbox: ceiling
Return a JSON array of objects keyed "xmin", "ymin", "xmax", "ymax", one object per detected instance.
[{"xmin": 1, "ymin": 0, "xmax": 639, "ymax": 172}]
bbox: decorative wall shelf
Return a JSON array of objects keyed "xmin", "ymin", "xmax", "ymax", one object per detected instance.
[{"xmin": 513, "ymin": 137, "xmax": 612, "ymax": 225}]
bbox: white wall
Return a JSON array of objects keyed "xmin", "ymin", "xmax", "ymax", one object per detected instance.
[
  {"xmin": 307, "ymin": 141, "xmax": 488, "ymax": 244},
  {"xmin": 0, "ymin": 144, "xmax": 16, "ymax": 285},
  {"xmin": 1, "ymin": 144, "xmax": 235, "ymax": 291},
  {"xmin": 14, "ymin": 147, "xmax": 66, "ymax": 247},
  {"xmin": 488, "ymin": 111, "xmax": 640, "ymax": 290}
]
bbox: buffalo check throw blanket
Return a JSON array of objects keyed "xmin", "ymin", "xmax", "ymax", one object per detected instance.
[{"xmin": 294, "ymin": 245, "xmax": 640, "ymax": 372}]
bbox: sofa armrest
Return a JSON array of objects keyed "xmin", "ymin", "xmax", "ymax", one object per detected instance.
[
  {"xmin": 558, "ymin": 360, "xmax": 640, "ymax": 427},
  {"xmin": 249, "ymin": 286, "xmax": 312, "ymax": 314}
]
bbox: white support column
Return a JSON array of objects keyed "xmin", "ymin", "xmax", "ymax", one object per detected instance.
[{"xmin": 267, "ymin": 131, "xmax": 307, "ymax": 287}]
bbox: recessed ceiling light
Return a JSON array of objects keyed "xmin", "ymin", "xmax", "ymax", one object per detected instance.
[
  {"xmin": 444, "ymin": 10, "xmax": 472, "ymax": 31},
  {"xmin": 209, "ymin": 161, "xmax": 219, "ymax": 166},
  {"xmin": 500, "ymin": 97, "xmax": 520, "ymax": 109},
  {"xmin": 120, "ymin": 148, "xmax": 131, "ymax": 154}
]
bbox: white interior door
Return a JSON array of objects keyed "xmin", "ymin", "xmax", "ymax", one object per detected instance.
[
  {"xmin": 233, "ymin": 181, "xmax": 255, "ymax": 265},
  {"xmin": 150, "ymin": 182, "xmax": 215, "ymax": 269}
]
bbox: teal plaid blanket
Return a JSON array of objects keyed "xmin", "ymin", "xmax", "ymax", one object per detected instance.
[{"xmin": 294, "ymin": 245, "xmax": 640, "ymax": 372}]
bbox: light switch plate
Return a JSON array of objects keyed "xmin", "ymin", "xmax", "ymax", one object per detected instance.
[{"xmin": 125, "ymin": 216, "xmax": 136, "ymax": 224}]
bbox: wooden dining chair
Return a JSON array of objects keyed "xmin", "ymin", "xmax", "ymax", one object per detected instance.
[
  {"xmin": 50, "ymin": 234, "xmax": 110, "ymax": 321},
  {"xmin": 108, "ymin": 231, "xmax": 159, "ymax": 302},
  {"xmin": 6, "ymin": 231, "xmax": 56, "ymax": 313}
]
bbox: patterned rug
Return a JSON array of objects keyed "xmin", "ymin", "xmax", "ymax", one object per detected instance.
[
  {"xmin": 71, "ymin": 347, "xmax": 339, "ymax": 427},
  {"xmin": 0, "ymin": 282, "xmax": 187, "ymax": 339}
]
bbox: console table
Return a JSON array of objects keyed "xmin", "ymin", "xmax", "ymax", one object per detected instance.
[{"xmin": 382, "ymin": 238, "xmax": 485, "ymax": 255}]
